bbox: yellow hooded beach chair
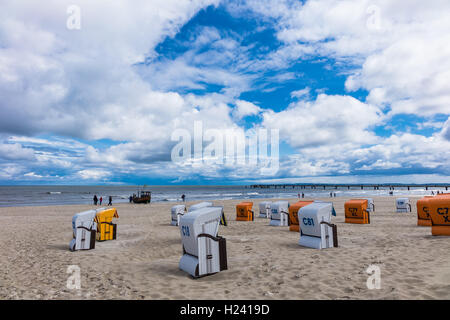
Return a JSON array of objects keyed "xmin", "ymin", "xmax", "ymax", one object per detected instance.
[{"xmin": 95, "ymin": 208, "xmax": 119, "ymax": 241}]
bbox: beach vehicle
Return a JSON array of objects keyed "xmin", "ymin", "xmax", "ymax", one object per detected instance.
[
  {"xmin": 132, "ymin": 191, "xmax": 152, "ymax": 203},
  {"xmin": 236, "ymin": 201, "xmax": 254, "ymax": 221},
  {"xmin": 288, "ymin": 201, "xmax": 314, "ymax": 232},
  {"xmin": 95, "ymin": 207, "xmax": 119, "ymax": 241},
  {"xmin": 258, "ymin": 201, "xmax": 272, "ymax": 218},
  {"xmin": 396, "ymin": 198, "xmax": 411, "ymax": 213},
  {"xmin": 69, "ymin": 209, "xmax": 99, "ymax": 251},
  {"xmin": 269, "ymin": 201, "xmax": 290, "ymax": 226},
  {"xmin": 417, "ymin": 196, "xmax": 433, "ymax": 226},
  {"xmin": 188, "ymin": 201, "xmax": 213, "ymax": 212},
  {"xmin": 345, "ymin": 199, "xmax": 370, "ymax": 224},
  {"xmin": 171, "ymin": 204, "xmax": 186, "ymax": 226},
  {"xmin": 179, "ymin": 206, "xmax": 228, "ymax": 278},
  {"xmin": 298, "ymin": 202, "xmax": 338, "ymax": 249},
  {"xmin": 428, "ymin": 196, "xmax": 450, "ymax": 236}
]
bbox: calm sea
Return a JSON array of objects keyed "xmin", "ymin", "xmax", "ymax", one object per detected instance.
[{"xmin": 0, "ymin": 185, "xmax": 444, "ymax": 207}]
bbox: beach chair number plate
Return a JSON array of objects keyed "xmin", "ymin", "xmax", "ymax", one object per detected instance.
[{"xmin": 181, "ymin": 226, "xmax": 190, "ymax": 237}]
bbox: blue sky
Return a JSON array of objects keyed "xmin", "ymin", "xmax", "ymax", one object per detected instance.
[{"xmin": 0, "ymin": 0, "xmax": 449, "ymax": 185}]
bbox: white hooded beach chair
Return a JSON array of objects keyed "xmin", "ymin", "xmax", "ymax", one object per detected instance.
[
  {"xmin": 69, "ymin": 209, "xmax": 99, "ymax": 251},
  {"xmin": 188, "ymin": 201, "xmax": 213, "ymax": 212},
  {"xmin": 171, "ymin": 204, "xmax": 186, "ymax": 226},
  {"xmin": 364, "ymin": 198, "xmax": 375, "ymax": 212},
  {"xmin": 258, "ymin": 201, "xmax": 272, "ymax": 218},
  {"xmin": 179, "ymin": 206, "xmax": 227, "ymax": 278},
  {"xmin": 269, "ymin": 201, "xmax": 290, "ymax": 226},
  {"xmin": 396, "ymin": 198, "xmax": 411, "ymax": 213},
  {"xmin": 298, "ymin": 202, "xmax": 338, "ymax": 249}
]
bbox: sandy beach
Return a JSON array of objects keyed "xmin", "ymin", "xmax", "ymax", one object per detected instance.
[{"xmin": 0, "ymin": 196, "xmax": 449, "ymax": 300}]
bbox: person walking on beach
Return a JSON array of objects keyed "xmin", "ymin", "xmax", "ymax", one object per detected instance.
[
  {"xmin": 93, "ymin": 195, "xmax": 98, "ymax": 205},
  {"xmin": 129, "ymin": 195, "xmax": 133, "ymax": 203},
  {"xmin": 108, "ymin": 196, "xmax": 112, "ymax": 206},
  {"xmin": 181, "ymin": 194, "xmax": 185, "ymax": 202},
  {"xmin": 99, "ymin": 196, "xmax": 103, "ymax": 205},
  {"xmin": 302, "ymin": 192, "xmax": 304, "ymax": 198}
]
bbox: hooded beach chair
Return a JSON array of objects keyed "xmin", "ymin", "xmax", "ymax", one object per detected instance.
[
  {"xmin": 269, "ymin": 201, "xmax": 290, "ymax": 226},
  {"xmin": 396, "ymin": 198, "xmax": 411, "ymax": 213},
  {"xmin": 95, "ymin": 207, "xmax": 119, "ymax": 241},
  {"xmin": 179, "ymin": 206, "xmax": 228, "ymax": 278},
  {"xmin": 428, "ymin": 197, "xmax": 450, "ymax": 236},
  {"xmin": 288, "ymin": 201, "xmax": 314, "ymax": 232},
  {"xmin": 298, "ymin": 202, "xmax": 338, "ymax": 249},
  {"xmin": 364, "ymin": 198, "xmax": 375, "ymax": 212},
  {"xmin": 345, "ymin": 199, "xmax": 370, "ymax": 224},
  {"xmin": 69, "ymin": 209, "xmax": 99, "ymax": 251},
  {"xmin": 417, "ymin": 196, "xmax": 433, "ymax": 226},
  {"xmin": 171, "ymin": 204, "xmax": 186, "ymax": 226},
  {"xmin": 188, "ymin": 201, "xmax": 213, "ymax": 212},
  {"xmin": 236, "ymin": 202, "xmax": 254, "ymax": 221},
  {"xmin": 258, "ymin": 201, "xmax": 272, "ymax": 218}
]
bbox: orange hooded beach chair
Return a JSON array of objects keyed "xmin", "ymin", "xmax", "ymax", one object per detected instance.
[
  {"xmin": 289, "ymin": 201, "xmax": 314, "ymax": 232},
  {"xmin": 345, "ymin": 199, "xmax": 370, "ymax": 224},
  {"xmin": 428, "ymin": 197, "xmax": 450, "ymax": 236},
  {"xmin": 236, "ymin": 202, "xmax": 254, "ymax": 221},
  {"xmin": 417, "ymin": 196, "xmax": 434, "ymax": 226}
]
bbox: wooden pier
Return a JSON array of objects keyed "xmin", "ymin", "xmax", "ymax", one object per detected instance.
[{"xmin": 247, "ymin": 184, "xmax": 450, "ymax": 191}]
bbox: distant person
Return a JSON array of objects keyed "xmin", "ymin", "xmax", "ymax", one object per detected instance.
[
  {"xmin": 181, "ymin": 194, "xmax": 186, "ymax": 202},
  {"xmin": 330, "ymin": 192, "xmax": 333, "ymax": 198},
  {"xmin": 129, "ymin": 195, "xmax": 133, "ymax": 203},
  {"xmin": 302, "ymin": 192, "xmax": 304, "ymax": 198},
  {"xmin": 99, "ymin": 196, "xmax": 103, "ymax": 205},
  {"xmin": 431, "ymin": 191, "xmax": 435, "ymax": 195},
  {"xmin": 93, "ymin": 195, "xmax": 98, "ymax": 205},
  {"xmin": 334, "ymin": 193, "xmax": 336, "ymax": 197},
  {"xmin": 108, "ymin": 196, "xmax": 112, "ymax": 206}
]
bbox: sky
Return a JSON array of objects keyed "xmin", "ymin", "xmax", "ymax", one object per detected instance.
[{"xmin": 0, "ymin": 0, "xmax": 449, "ymax": 185}]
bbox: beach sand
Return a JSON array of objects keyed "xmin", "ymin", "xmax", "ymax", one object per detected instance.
[{"xmin": 1, "ymin": 196, "xmax": 449, "ymax": 300}]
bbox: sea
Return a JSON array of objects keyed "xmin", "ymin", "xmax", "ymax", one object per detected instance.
[{"xmin": 0, "ymin": 185, "xmax": 446, "ymax": 207}]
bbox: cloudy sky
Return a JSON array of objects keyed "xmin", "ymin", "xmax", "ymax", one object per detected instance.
[{"xmin": 1, "ymin": 0, "xmax": 449, "ymax": 185}]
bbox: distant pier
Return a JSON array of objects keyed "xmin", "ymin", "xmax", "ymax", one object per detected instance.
[{"xmin": 247, "ymin": 184, "xmax": 450, "ymax": 191}]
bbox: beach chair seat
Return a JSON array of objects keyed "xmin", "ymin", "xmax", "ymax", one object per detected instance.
[
  {"xmin": 417, "ymin": 196, "xmax": 433, "ymax": 226},
  {"xmin": 396, "ymin": 198, "xmax": 411, "ymax": 213},
  {"xmin": 236, "ymin": 202, "xmax": 254, "ymax": 221},
  {"xmin": 345, "ymin": 199, "xmax": 370, "ymax": 224},
  {"xmin": 288, "ymin": 201, "xmax": 314, "ymax": 232},
  {"xmin": 95, "ymin": 208, "xmax": 119, "ymax": 241},
  {"xmin": 428, "ymin": 197, "xmax": 450, "ymax": 236},
  {"xmin": 171, "ymin": 204, "xmax": 186, "ymax": 226},
  {"xmin": 298, "ymin": 202, "xmax": 338, "ymax": 249},
  {"xmin": 179, "ymin": 206, "xmax": 227, "ymax": 278},
  {"xmin": 258, "ymin": 201, "xmax": 272, "ymax": 218},
  {"xmin": 269, "ymin": 201, "xmax": 290, "ymax": 226},
  {"xmin": 69, "ymin": 209, "xmax": 99, "ymax": 251}
]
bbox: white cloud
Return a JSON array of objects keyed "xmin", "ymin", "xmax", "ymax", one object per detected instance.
[
  {"xmin": 77, "ymin": 169, "xmax": 111, "ymax": 180},
  {"xmin": 232, "ymin": 100, "xmax": 261, "ymax": 120},
  {"xmin": 0, "ymin": 143, "xmax": 35, "ymax": 160},
  {"xmin": 262, "ymin": 94, "xmax": 383, "ymax": 148}
]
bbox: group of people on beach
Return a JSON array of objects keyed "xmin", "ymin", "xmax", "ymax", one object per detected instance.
[{"xmin": 93, "ymin": 195, "xmax": 112, "ymax": 206}]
